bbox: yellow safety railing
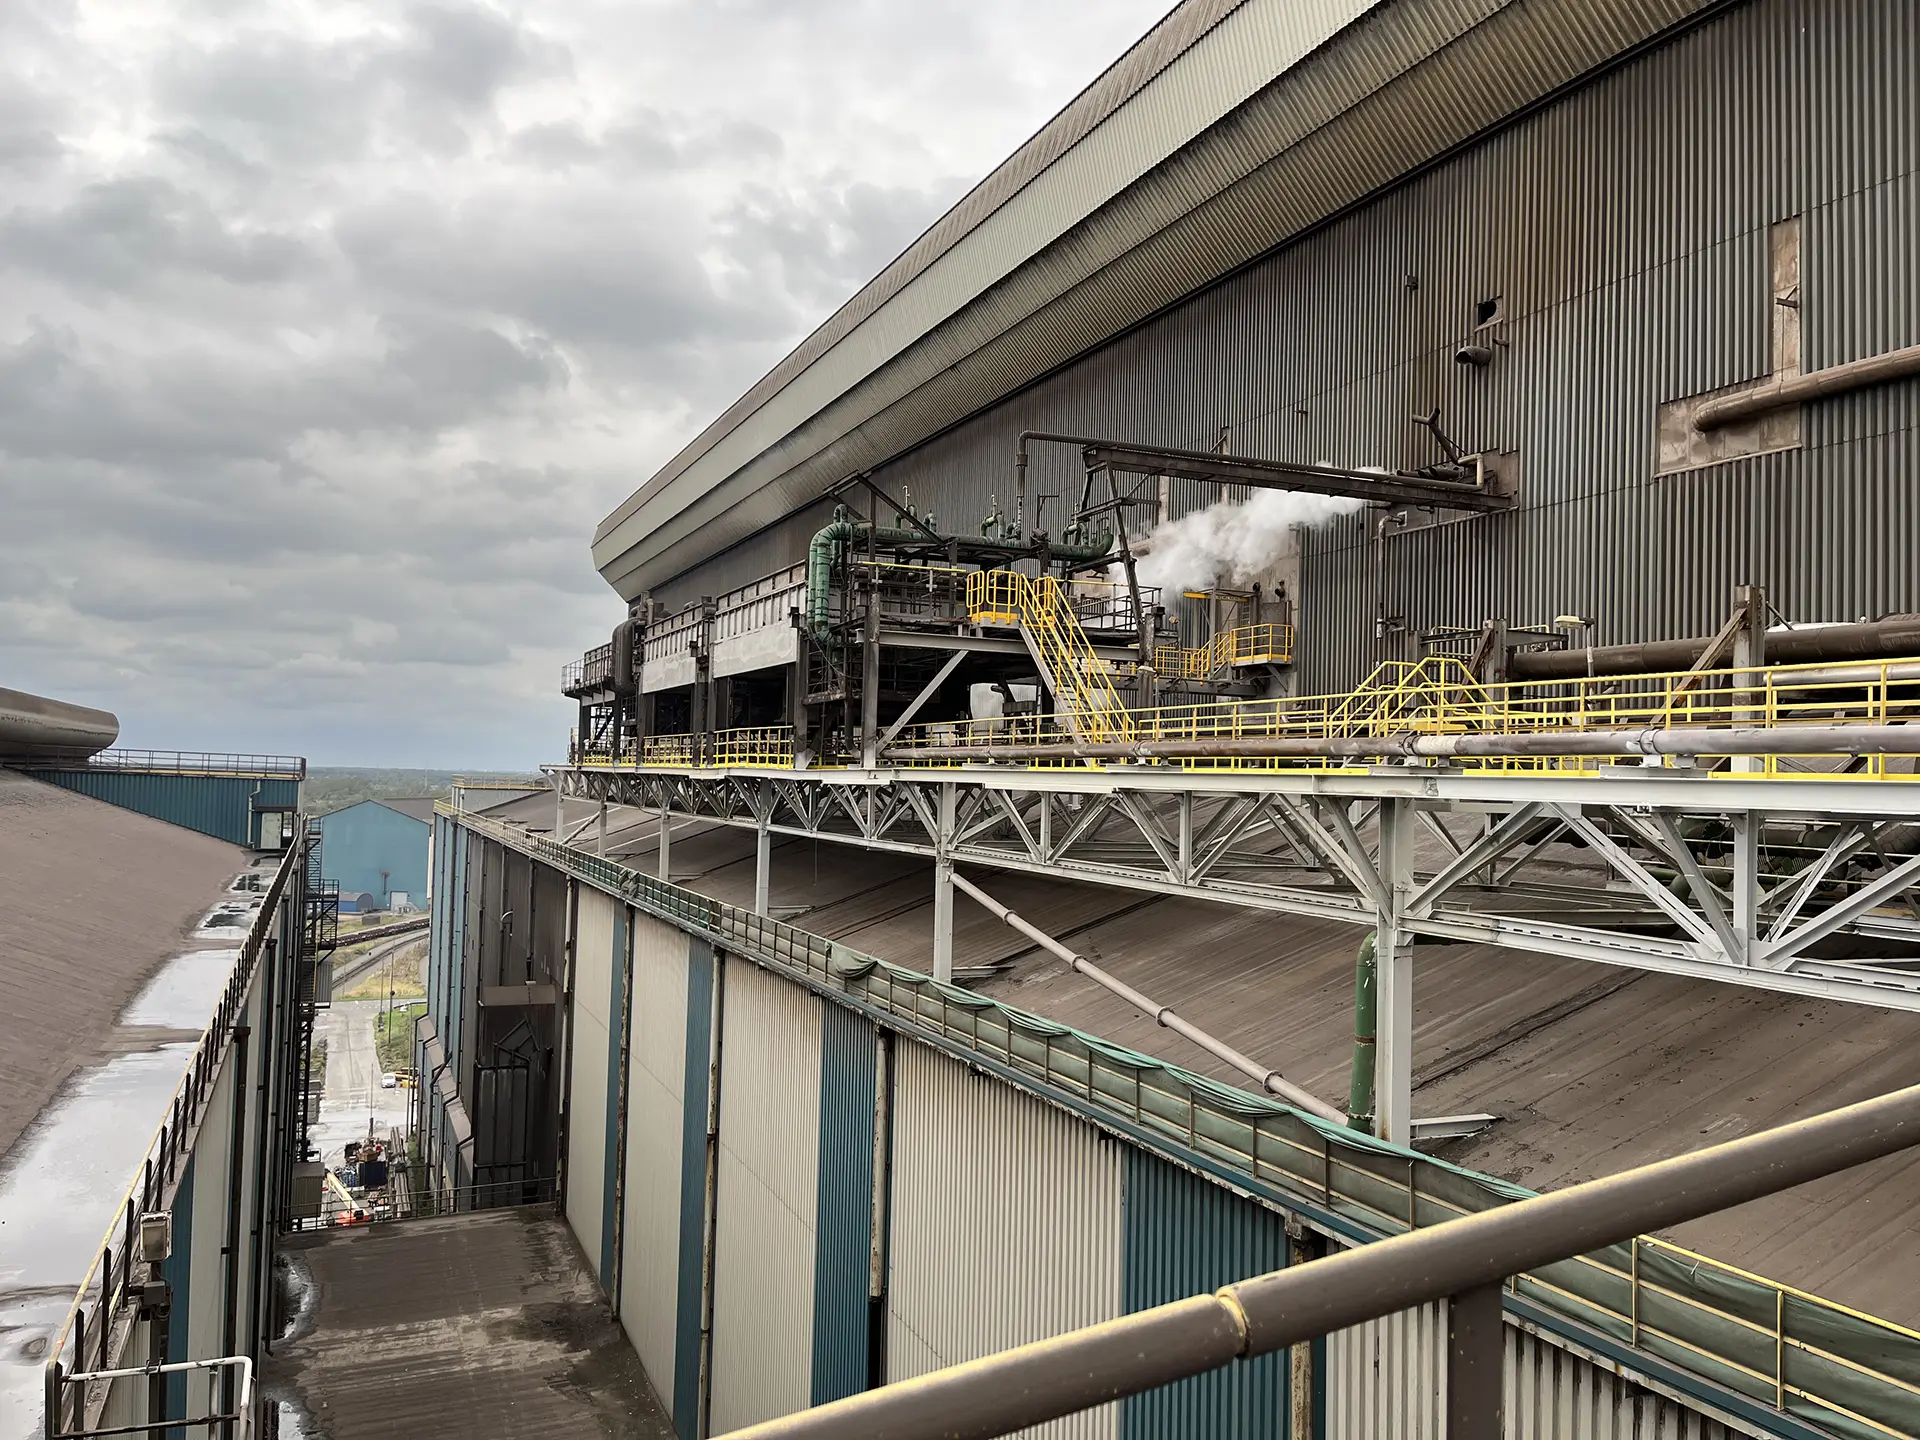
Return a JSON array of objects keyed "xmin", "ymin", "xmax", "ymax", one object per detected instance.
[
  {"xmin": 1156, "ymin": 623, "xmax": 1298, "ymax": 680},
  {"xmin": 571, "ymin": 655, "xmax": 1920, "ymax": 782},
  {"xmin": 965, "ymin": 570, "xmax": 1136, "ymax": 742}
]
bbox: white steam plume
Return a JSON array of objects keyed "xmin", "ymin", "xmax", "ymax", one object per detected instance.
[{"xmin": 1132, "ymin": 489, "xmax": 1369, "ymax": 595}]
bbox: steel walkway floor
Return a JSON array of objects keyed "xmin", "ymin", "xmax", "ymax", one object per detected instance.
[{"xmin": 267, "ymin": 1206, "xmax": 674, "ymax": 1439}]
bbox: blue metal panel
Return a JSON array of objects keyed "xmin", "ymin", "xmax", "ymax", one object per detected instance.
[
  {"xmin": 812, "ymin": 1006, "xmax": 877, "ymax": 1405},
  {"xmin": 601, "ymin": 904, "xmax": 629, "ymax": 1287},
  {"xmin": 1120, "ymin": 1149, "xmax": 1288, "ymax": 1439},
  {"xmin": 162, "ymin": 1153, "xmax": 196, "ymax": 1436},
  {"xmin": 675, "ymin": 938, "xmax": 716, "ymax": 1440},
  {"xmin": 314, "ymin": 800, "xmax": 431, "ymax": 903},
  {"xmin": 24, "ymin": 770, "xmax": 296, "ymax": 848}
]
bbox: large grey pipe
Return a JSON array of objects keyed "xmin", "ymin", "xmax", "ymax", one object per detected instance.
[
  {"xmin": 947, "ymin": 869, "xmax": 1344, "ymax": 1123},
  {"xmin": 717, "ymin": 1080, "xmax": 1920, "ymax": 1440},
  {"xmin": 1510, "ymin": 616, "xmax": 1920, "ymax": 681},
  {"xmin": 885, "ymin": 721, "xmax": 1920, "ymax": 765},
  {"xmin": 0, "ymin": 686, "xmax": 119, "ymax": 764}
]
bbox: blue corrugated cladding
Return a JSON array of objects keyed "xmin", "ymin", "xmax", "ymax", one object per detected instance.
[
  {"xmin": 163, "ymin": 1154, "xmax": 197, "ymax": 1430},
  {"xmin": 1121, "ymin": 1149, "xmax": 1289, "ymax": 1439},
  {"xmin": 315, "ymin": 801, "xmax": 430, "ymax": 903},
  {"xmin": 811, "ymin": 1006, "xmax": 877, "ymax": 1404},
  {"xmin": 601, "ymin": 905, "xmax": 630, "ymax": 1287},
  {"xmin": 27, "ymin": 770, "xmax": 297, "ymax": 848},
  {"xmin": 675, "ymin": 938, "xmax": 716, "ymax": 1440}
]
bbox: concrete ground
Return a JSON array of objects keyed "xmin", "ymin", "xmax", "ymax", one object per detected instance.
[{"xmin": 269, "ymin": 1207, "xmax": 674, "ymax": 1439}]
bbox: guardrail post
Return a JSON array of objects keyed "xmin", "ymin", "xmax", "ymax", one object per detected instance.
[{"xmin": 1447, "ymin": 1282, "xmax": 1504, "ymax": 1440}]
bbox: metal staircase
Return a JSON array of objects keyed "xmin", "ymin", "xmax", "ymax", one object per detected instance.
[{"xmin": 967, "ymin": 570, "xmax": 1136, "ymax": 741}]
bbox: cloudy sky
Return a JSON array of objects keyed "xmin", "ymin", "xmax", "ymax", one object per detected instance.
[{"xmin": 0, "ymin": 0, "xmax": 1170, "ymax": 769}]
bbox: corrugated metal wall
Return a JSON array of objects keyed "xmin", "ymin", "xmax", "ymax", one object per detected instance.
[
  {"xmin": 24, "ymin": 770, "xmax": 297, "ymax": 847},
  {"xmin": 1326, "ymin": 1299, "xmax": 1447, "ymax": 1440},
  {"xmin": 674, "ymin": 938, "xmax": 718, "ymax": 1440},
  {"xmin": 566, "ymin": 888, "xmax": 618, "ymax": 1274},
  {"xmin": 1119, "ymin": 1149, "xmax": 1290, "ymax": 1438},
  {"xmin": 620, "ymin": 910, "xmax": 692, "ymax": 1413},
  {"xmin": 811, "ymin": 1006, "xmax": 878, "ymax": 1406},
  {"xmin": 886, "ymin": 1041, "xmax": 1124, "ymax": 1440},
  {"xmin": 654, "ymin": 0, "xmax": 1920, "ymax": 690},
  {"xmin": 709, "ymin": 959, "xmax": 826, "ymax": 1432},
  {"xmin": 1507, "ymin": 1326, "xmax": 1740, "ymax": 1440}
]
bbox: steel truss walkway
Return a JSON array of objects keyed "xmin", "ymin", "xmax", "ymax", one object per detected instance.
[{"xmin": 553, "ymin": 654, "xmax": 1920, "ymax": 1143}]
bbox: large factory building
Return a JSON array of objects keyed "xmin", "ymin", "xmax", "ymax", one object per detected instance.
[{"xmin": 36, "ymin": 4, "xmax": 1920, "ymax": 1440}]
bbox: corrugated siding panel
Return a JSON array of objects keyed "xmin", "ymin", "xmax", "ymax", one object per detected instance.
[
  {"xmin": 1507, "ymin": 1326, "xmax": 1739, "ymax": 1440},
  {"xmin": 1119, "ymin": 1150, "xmax": 1289, "ymax": 1438},
  {"xmin": 23, "ymin": 769, "xmax": 291, "ymax": 847},
  {"xmin": 566, "ymin": 887, "xmax": 618, "ymax": 1276},
  {"xmin": 652, "ymin": 0, "xmax": 1920, "ymax": 679},
  {"xmin": 812, "ymin": 1006, "xmax": 878, "ymax": 1405},
  {"xmin": 1326, "ymin": 1299, "xmax": 1446, "ymax": 1440},
  {"xmin": 674, "ymin": 939, "xmax": 717, "ymax": 1440},
  {"xmin": 709, "ymin": 960, "xmax": 825, "ymax": 1432},
  {"xmin": 620, "ymin": 912, "xmax": 691, "ymax": 1412},
  {"xmin": 887, "ymin": 1041, "xmax": 1123, "ymax": 1440},
  {"xmin": 600, "ymin": 905, "xmax": 629, "ymax": 1284}
]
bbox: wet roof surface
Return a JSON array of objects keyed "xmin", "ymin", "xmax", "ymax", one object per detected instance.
[
  {"xmin": 528, "ymin": 807, "xmax": 1920, "ymax": 1327},
  {"xmin": 270, "ymin": 1207, "xmax": 673, "ymax": 1439},
  {"xmin": 0, "ymin": 770, "xmax": 247, "ymax": 1159}
]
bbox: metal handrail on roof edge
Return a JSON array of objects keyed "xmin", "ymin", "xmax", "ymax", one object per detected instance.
[
  {"xmin": 450, "ymin": 804, "xmax": 1920, "ymax": 1440},
  {"xmin": 41, "ymin": 842, "xmax": 301, "ymax": 1439},
  {"xmin": 71, "ymin": 748, "xmax": 308, "ymax": 781}
]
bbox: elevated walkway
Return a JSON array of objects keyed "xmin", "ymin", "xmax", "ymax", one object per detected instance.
[{"xmin": 270, "ymin": 1207, "xmax": 673, "ymax": 1439}]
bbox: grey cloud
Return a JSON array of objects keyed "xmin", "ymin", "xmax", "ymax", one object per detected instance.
[
  {"xmin": 0, "ymin": 0, "xmax": 1170, "ymax": 766},
  {"xmin": 0, "ymin": 176, "xmax": 319, "ymax": 292}
]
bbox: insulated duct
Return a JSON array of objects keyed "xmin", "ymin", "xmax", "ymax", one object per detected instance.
[
  {"xmin": 0, "ymin": 686, "xmax": 119, "ymax": 764},
  {"xmin": 1510, "ymin": 616, "xmax": 1920, "ymax": 681}
]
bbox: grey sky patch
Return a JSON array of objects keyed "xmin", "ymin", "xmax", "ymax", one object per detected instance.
[{"xmin": 0, "ymin": 0, "xmax": 1173, "ymax": 767}]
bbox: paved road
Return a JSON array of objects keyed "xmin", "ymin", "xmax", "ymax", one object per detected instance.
[{"xmin": 309, "ymin": 1000, "xmax": 412, "ymax": 1169}]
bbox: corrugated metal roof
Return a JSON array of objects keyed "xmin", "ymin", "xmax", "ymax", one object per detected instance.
[
  {"xmin": 594, "ymin": 0, "xmax": 1726, "ymax": 599},
  {"xmin": 374, "ymin": 797, "xmax": 439, "ymax": 823},
  {"xmin": 618, "ymin": 817, "xmax": 1920, "ymax": 1327}
]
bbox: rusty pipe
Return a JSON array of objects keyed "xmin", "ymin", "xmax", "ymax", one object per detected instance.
[{"xmin": 1695, "ymin": 342, "xmax": 1920, "ymax": 431}]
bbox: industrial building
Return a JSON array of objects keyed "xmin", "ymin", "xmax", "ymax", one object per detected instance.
[
  {"xmin": 315, "ymin": 797, "xmax": 436, "ymax": 911},
  {"xmin": 29, "ymin": 2, "xmax": 1920, "ymax": 1439}
]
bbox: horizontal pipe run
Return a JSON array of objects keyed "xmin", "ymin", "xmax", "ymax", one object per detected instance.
[
  {"xmin": 1694, "ymin": 342, "xmax": 1920, "ymax": 431},
  {"xmin": 885, "ymin": 722, "xmax": 1920, "ymax": 765},
  {"xmin": 947, "ymin": 869, "xmax": 1344, "ymax": 1123},
  {"xmin": 1511, "ymin": 619, "xmax": 1920, "ymax": 681},
  {"xmin": 717, "ymin": 1081, "xmax": 1920, "ymax": 1440}
]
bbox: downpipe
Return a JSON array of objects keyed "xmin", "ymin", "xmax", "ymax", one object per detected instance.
[{"xmin": 1347, "ymin": 935, "xmax": 1376, "ymax": 1133}]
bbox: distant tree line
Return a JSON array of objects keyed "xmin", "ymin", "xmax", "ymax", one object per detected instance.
[{"xmin": 301, "ymin": 767, "xmax": 541, "ymax": 816}]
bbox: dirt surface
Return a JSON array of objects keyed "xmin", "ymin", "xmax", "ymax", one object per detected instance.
[{"xmin": 0, "ymin": 770, "xmax": 247, "ymax": 1159}]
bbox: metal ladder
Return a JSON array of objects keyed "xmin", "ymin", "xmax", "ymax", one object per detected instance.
[{"xmin": 968, "ymin": 571, "xmax": 1136, "ymax": 742}]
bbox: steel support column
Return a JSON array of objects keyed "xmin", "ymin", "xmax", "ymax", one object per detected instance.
[
  {"xmin": 658, "ymin": 807, "xmax": 671, "ymax": 881},
  {"xmin": 932, "ymin": 782, "xmax": 956, "ymax": 985},
  {"xmin": 1376, "ymin": 799, "xmax": 1415, "ymax": 1147},
  {"xmin": 597, "ymin": 796, "xmax": 608, "ymax": 858},
  {"xmin": 755, "ymin": 816, "xmax": 772, "ymax": 917},
  {"xmin": 1447, "ymin": 1283, "xmax": 1505, "ymax": 1440}
]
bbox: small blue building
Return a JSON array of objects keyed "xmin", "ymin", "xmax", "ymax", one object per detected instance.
[{"xmin": 316, "ymin": 798, "xmax": 434, "ymax": 909}]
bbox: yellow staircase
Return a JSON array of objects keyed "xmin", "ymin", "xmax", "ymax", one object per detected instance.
[{"xmin": 966, "ymin": 571, "xmax": 1137, "ymax": 742}]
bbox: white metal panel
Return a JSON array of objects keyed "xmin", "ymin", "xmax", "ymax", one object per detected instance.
[
  {"xmin": 887, "ymin": 1041, "xmax": 1122, "ymax": 1440},
  {"xmin": 712, "ymin": 620, "xmax": 801, "ymax": 679},
  {"xmin": 1507, "ymin": 1324, "xmax": 1741, "ymax": 1440},
  {"xmin": 565, "ymin": 888, "xmax": 618, "ymax": 1266},
  {"xmin": 1327, "ymin": 1299, "xmax": 1446, "ymax": 1440},
  {"xmin": 618, "ymin": 912, "xmax": 691, "ymax": 1410},
  {"xmin": 183, "ymin": 1051, "xmax": 240, "ymax": 1425},
  {"xmin": 709, "ymin": 959, "xmax": 825, "ymax": 1431}
]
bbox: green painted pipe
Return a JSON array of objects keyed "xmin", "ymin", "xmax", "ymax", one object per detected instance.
[
  {"xmin": 804, "ymin": 508, "xmax": 1115, "ymax": 642},
  {"xmin": 1347, "ymin": 931, "xmax": 1377, "ymax": 1133}
]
